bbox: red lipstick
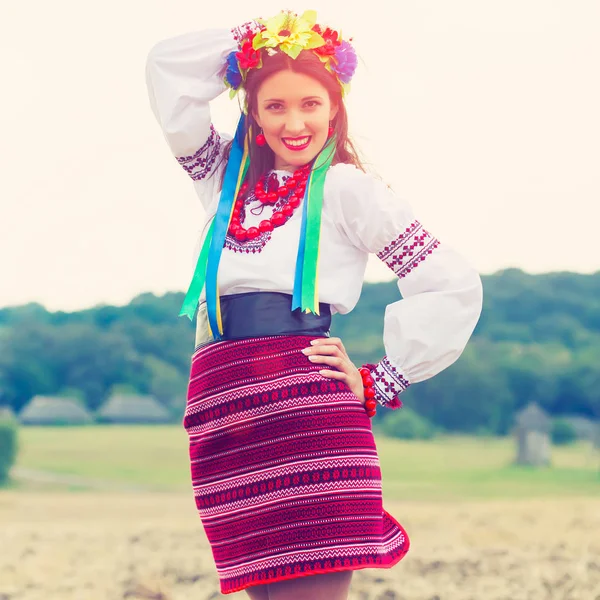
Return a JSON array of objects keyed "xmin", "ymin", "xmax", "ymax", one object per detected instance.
[{"xmin": 281, "ymin": 136, "xmax": 312, "ymax": 152}]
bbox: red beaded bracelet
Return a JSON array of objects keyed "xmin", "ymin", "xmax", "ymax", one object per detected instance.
[{"xmin": 358, "ymin": 367, "xmax": 377, "ymax": 418}]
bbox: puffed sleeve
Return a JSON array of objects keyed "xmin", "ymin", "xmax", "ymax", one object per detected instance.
[
  {"xmin": 145, "ymin": 24, "xmax": 258, "ymax": 209},
  {"xmin": 325, "ymin": 163, "xmax": 483, "ymax": 408}
]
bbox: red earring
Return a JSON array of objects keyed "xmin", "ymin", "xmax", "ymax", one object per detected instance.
[
  {"xmin": 328, "ymin": 123, "xmax": 334, "ymax": 138},
  {"xmin": 256, "ymin": 130, "xmax": 266, "ymax": 147}
]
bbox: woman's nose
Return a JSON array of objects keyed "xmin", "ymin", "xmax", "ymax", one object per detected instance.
[{"xmin": 284, "ymin": 113, "xmax": 306, "ymax": 135}]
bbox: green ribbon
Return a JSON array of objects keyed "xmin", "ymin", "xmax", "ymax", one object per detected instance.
[
  {"xmin": 180, "ymin": 127, "xmax": 335, "ymax": 322},
  {"xmin": 292, "ymin": 138, "xmax": 336, "ymax": 313},
  {"xmin": 179, "ymin": 220, "xmax": 215, "ymax": 320},
  {"xmin": 179, "ymin": 115, "xmax": 248, "ymax": 323}
]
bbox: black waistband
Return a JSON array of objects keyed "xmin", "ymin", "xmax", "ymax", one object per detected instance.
[{"xmin": 219, "ymin": 292, "xmax": 331, "ymax": 340}]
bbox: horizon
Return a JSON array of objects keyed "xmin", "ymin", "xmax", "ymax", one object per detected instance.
[{"xmin": 2, "ymin": 265, "xmax": 598, "ymax": 314}]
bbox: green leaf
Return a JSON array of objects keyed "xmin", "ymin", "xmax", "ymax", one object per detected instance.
[
  {"xmin": 252, "ymin": 33, "xmax": 267, "ymax": 50},
  {"xmin": 303, "ymin": 31, "xmax": 325, "ymax": 50},
  {"xmin": 264, "ymin": 12, "xmax": 287, "ymax": 34},
  {"xmin": 285, "ymin": 44, "xmax": 303, "ymax": 60},
  {"xmin": 300, "ymin": 10, "xmax": 317, "ymax": 27}
]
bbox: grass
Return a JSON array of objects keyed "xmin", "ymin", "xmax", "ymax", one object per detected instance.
[
  {"xmin": 9, "ymin": 426, "xmax": 600, "ymax": 499},
  {"xmin": 376, "ymin": 435, "xmax": 600, "ymax": 500},
  {"xmin": 13, "ymin": 425, "xmax": 190, "ymax": 490}
]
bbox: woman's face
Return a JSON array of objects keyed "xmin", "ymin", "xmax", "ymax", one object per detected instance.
[{"xmin": 253, "ymin": 70, "xmax": 338, "ymax": 171}]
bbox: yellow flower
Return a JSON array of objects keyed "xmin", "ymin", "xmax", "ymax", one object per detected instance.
[{"xmin": 253, "ymin": 10, "xmax": 325, "ymax": 60}]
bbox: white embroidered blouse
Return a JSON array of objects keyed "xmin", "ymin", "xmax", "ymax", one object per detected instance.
[{"xmin": 145, "ymin": 26, "xmax": 484, "ymax": 408}]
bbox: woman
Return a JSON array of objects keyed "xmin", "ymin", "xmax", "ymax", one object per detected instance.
[{"xmin": 146, "ymin": 10, "xmax": 483, "ymax": 599}]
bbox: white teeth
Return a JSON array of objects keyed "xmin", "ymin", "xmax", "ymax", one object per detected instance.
[{"xmin": 284, "ymin": 137, "xmax": 310, "ymax": 147}]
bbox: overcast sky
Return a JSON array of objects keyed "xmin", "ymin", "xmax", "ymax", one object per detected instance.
[{"xmin": 1, "ymin": 0, "xmax": 598, "ymax": 312}]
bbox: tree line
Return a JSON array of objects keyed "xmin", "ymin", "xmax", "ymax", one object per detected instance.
[{"xmin": 1, "ymin": 268, "xmax": 599, "ymax": 434}]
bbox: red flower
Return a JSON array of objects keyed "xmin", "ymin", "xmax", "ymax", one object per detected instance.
[
  {"xmin": 313, "ymin": 26, "xmax": 340, "ymax": 57},
  {"xmin": 236, "ymin": 39, "xmax": 261, "ymax": 70}
]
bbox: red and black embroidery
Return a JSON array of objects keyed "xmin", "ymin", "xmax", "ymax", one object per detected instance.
[
  {"xmin": 376, "ymin": 220, "xmax": 440, "ymax": 279},
  {"xmin": 365, "ymin": 357, "xmax": 409, "ymax": 409},
  {"xmin": 177, "ymin": 125, "xmax": 221, "ymax": 181},
  {"xmin": 224, "ymin": 172, "xmax": 291, "ymax": 254}
]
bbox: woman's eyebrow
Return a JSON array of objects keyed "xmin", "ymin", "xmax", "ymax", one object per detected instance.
[{"xmin": 263, "ymin": 96, "xmax": 323, "ymax": 102}]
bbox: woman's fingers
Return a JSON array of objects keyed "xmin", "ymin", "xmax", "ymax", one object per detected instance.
[
  {"xmin": 303, "ymin": 344, "xmax": 350, "ymax": 376},
  {"xmin": 303, "ymin": 344, "xmax": 344, "ymax": 357},
  {"xmin": 318, "ymin": 368, "xmax": 346, "ymax": 380},
  {"xmin": 310, "ymin": 337, "xmax": 347, "ymax": 354},
  {"xmin": 305, "ymin": 339, "xmax": 366, "ymax": 404},
  {"xmin": 306, "ymin": 354, "xmax": 344, "ymax": 368},
  {"xmin": 303, "ymin": 339, "xmax": 352, "ymax": 377}
]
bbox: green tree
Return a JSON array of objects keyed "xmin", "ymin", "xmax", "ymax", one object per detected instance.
[
  {"xmin": 380, "ymin": 407, "xmax": 435, "ymax": 440},
  {"xmin": 551, "ymin": 419, "xmax": 578, "ymax": 445},
  {"xmin": 404, "ymin": 341, "xmax": 515, "ymax": 434},
  {"xmin": 0, "ymin": 417, "xmax": 18, "ymax": 485},
  {"xmin": 144, "ymin": 356, "xmax": 188, "ymax": 402},
  {"xmin": 2, "ymin": 272, "xmax": 600, "ymax": 432}
]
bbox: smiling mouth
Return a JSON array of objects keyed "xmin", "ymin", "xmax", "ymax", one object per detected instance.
[{"xmin": 282, "ymin": 136, "xmax": 312, "ymax": 151}]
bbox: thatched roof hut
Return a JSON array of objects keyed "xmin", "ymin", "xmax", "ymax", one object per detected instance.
[
  {"xmin": 561, "ymin": 415, "xmax": 600, "ymax": 442},
  {"xmin": 516, "ymin": 403, "xmax": 551, "ymax": 431},
  {"xmin": 19, "ymin": 396, "xmax": 94, "ymax": 425},
  {"xmin": 97, "ymin": 394, "xmax": 171, "ymax": 424},
  {"xmin": 514, "ymin": 402, "xmax": 551, "ymax": 466}
]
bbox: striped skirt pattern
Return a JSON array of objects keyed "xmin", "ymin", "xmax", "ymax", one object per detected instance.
[{"xmin": 183, "ymin": 335, "xmax": 409, "ymax": 594}]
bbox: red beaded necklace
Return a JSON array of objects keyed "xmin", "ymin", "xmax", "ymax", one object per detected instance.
[{"xmin": 228, "ymin": 165, "xmax": 311, "ymax": 242}]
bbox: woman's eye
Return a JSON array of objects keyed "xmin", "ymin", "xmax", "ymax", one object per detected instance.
[
  {"xmin": 266, "ymin": 103, "xmax": 283, "ymax": 110},
  {"xmin": 305, "ymin": 100, "xmax": 321, "ymax": 108}
]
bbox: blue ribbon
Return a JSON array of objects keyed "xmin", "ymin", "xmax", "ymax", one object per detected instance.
[{"xmin": 204, "ymin": 115, "xmax": 247, "ymax": 338}]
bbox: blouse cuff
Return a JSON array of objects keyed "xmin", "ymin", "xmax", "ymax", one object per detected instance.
[{"xmin": 364, "ymin": 357, "xmax": 410, "ymax": 410}]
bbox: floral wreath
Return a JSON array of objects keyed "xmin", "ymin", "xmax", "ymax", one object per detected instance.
[{"xmin": 225, "ymin": 10, "xmax": 358, "ymax": 99}]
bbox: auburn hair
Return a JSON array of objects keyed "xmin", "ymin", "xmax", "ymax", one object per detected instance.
[{"xmin": 218, "ymin": 48, "xmax": 364, "ymax": 190}]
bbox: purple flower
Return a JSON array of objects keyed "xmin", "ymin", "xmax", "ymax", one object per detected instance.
[
  {"xmin": 332, "ymin": 40, "xmax": 357, "ymax": 84},
  {"xmin": 225, "ymin": 51, "xmax": 242, "ymax": 89}
]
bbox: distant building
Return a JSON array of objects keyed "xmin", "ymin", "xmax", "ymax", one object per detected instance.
[
  {"xmin": 561, "ymin": 415, "xmax": 600, "ymax": 442},
  {"xmin": 97, "ymin": 394, "xmax": 172, "ymax": 424},
  {"xmin": 19, "ymin": 396, "xmax": 94, "ymax": 425},
  {"xmin": 514, "ymin": 402, "xmax": 551, "ymax": 466}
]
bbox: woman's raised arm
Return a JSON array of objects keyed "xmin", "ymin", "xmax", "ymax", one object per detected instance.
[{"xmin": 145, "ymin": 25, "xmax": 256, "ymax": 206}]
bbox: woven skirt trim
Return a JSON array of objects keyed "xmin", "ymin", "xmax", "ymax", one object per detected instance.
[{"xmin": 184, "ymin": 335, "xmax": 410, "ymax": 595}]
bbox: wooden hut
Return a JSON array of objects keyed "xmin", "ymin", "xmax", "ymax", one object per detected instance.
[
  {"xmin": 19, "ymin": 396, "xmax": 93, "ymax": 425},
  {"xmin": 514, "ymin": 402, "xmax": 551, "ymax": 466},
  {"xmin": 97, "ymin": 394, "xmax": 171, "ymax": 424}
]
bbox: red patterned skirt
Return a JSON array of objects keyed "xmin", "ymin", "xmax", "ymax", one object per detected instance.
[{"xmin": 183, "ymin": 335, "xmax": 409, "ymax": 594}]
